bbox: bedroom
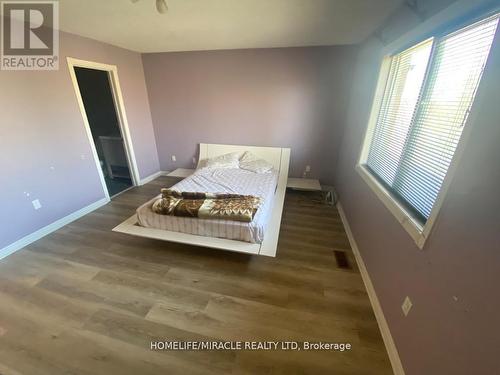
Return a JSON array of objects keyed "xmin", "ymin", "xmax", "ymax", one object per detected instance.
[{"xmin": 0, "ymin": 0, "xmax": 499, "ymax": 374}]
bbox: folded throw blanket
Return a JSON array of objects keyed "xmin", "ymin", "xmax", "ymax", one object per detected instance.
[{"xmin": 152, "ymin": 189, "xmax": 262, "ymax": 222}]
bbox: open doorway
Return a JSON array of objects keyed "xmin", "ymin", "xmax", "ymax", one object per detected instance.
[{"xmin": 68, "ymin": 58, "xmax": 139, "ymax": 199}]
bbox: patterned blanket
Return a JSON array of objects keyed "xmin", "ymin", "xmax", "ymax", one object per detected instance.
[{"xmin": 152, "ymin": 189, "xmax": 262, "ymax": 222}]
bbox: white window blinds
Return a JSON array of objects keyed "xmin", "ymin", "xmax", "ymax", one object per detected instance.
[
  {"xmin": 366, "ymin": 13, "xmax": 499, "ymax": 223},
  {"xmin": 367, "ymin": 39, "xmax": 433, "ymax": 188}
]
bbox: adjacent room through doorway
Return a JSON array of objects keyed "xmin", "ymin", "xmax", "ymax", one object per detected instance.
[{"xmin": 74, "ymin": 67, "xmax": 133, "ymax": 197}]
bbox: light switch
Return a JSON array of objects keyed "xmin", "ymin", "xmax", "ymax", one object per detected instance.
[{"xmin": 32, "ymin": 199, "xmax": 42, "ymax": 210}]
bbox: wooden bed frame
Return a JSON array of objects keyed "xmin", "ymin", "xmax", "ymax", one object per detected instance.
[{"xmin": 112, "ymin": 143, "xmax": 290, "ymax": 257}]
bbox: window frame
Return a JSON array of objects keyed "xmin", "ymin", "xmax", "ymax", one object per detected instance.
[{"xmin": 357, "ymin": 4, "xmax": 499, "ymax": 249}]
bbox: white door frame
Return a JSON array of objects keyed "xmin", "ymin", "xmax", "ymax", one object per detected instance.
[{"xmin": 67, "ymin": 57, "xmax": 140, "ymax": 200}]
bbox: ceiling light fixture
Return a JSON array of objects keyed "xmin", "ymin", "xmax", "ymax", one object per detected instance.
[
  {"xmin": 156, "ymin": 0, "xmax": 168, "ymax": 14},
  {"xmin": 131, "ymin": 0, "xmax": 168, "ymax": 15}
]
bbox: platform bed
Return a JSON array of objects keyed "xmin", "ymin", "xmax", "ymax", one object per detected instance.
[{"xmin": 113, "ymin": 143, "xmax": 290, "ymax": 257}]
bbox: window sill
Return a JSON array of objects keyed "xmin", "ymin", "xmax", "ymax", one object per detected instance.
[{"xmin": 355, "ymin": 164, "xmax": 428, "ymax": 249}]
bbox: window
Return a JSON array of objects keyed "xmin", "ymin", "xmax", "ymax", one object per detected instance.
[{"xmin": 359, "ymin": 13, "xmax": 499, "ymax": 246}]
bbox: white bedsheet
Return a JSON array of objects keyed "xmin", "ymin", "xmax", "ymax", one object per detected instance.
[{"xmin": 136, "ymin": 168, "xmax": 278, "ymax": 243}]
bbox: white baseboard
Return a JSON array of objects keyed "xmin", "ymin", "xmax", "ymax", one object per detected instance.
[
  {"xmin": 337, "ymin": 201, "xmax": 405, "ymax": 375},
  {"xmin": 0, "ymin": 197, "xmax": 109, "ymax": 261},
  {"xmin": 139, "ymin": 171, "xmax": 167, "ymax": 185}
]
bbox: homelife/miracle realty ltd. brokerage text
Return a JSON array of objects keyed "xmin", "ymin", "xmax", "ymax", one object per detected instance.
[{"xmin": 151, "ymin": 341, "xmax": 352, "ymax": 352}]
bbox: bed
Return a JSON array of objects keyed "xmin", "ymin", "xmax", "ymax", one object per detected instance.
[{"xmin": 113, "ymin": 143, "xmax": 290, "ymax": 257}]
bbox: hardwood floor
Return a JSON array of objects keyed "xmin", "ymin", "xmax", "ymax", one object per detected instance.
[{"xmin": 0, "ymin": 177, "xmax": 392, "ymax": 374}]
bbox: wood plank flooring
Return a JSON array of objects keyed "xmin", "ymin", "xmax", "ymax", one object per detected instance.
[{"xmin": 0, "ymin": 177, "xmax": 392, "ymax": 374}]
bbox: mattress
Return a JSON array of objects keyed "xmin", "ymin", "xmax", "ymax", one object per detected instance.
[{"xmin": 136, "ymin": 168, "xmax": 278, "ymax": 243}]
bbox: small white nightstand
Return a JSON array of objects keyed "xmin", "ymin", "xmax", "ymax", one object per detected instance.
[
  {"xmin": 166, "ymin": 168, "xmax": 195, "ymax": 178},
  {"xmin": 287, "ymin": 177, "xmax": 322, "ymax": 191}
]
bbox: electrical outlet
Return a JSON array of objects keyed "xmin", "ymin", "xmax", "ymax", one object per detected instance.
[
  {"xmin": 32, "ymin": 199, "xmax": 42, "ymax": 210},
  {"xmin": 171, "ymin": 155, "xmax": 177, "ymax": 162},
  {"xmin": 305, "ymin": 165, "xmax": 311, "ymax": 172},
  {"xmin": 402, "ymin": 296, "xmax": 412, "ymax": 316}
]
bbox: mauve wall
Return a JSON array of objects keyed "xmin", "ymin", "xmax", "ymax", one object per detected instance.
[
  {"xmin": 0, "ymin": 30, "xmax": 159, "ymax": 249},
  {"xmin": 142, "ymin": 46, "xmax": 356, "ymax": 184},
  {"xmin": 334, "ymin": 1, "xmax": 500, "ymax": 374}
]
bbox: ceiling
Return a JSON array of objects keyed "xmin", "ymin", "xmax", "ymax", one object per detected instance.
[{"xmin": 58, "ymin": 0, "xmax": 402, "ymax": 53}]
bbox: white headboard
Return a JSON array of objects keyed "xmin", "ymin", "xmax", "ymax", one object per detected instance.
[{"xmin": 198, "ymin": 143, "xmax": 288, "ymax": 171}]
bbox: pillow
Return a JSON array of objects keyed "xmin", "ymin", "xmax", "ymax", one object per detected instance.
[
  {"xmin": 239, "ymin": 151, "xmax": 274, "ymax": 173},
  {"xmin": 204, "ymin": 152, "xmax": 241, "ymax": 169}
]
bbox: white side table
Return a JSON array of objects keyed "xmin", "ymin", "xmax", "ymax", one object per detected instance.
[
  {"xmin": 287, "ymin": 177, "xmax": 322, "ymax": 191},
  {"xmin": 166, "ymin": 168, "xmax": 195, "ymax": 178}
]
